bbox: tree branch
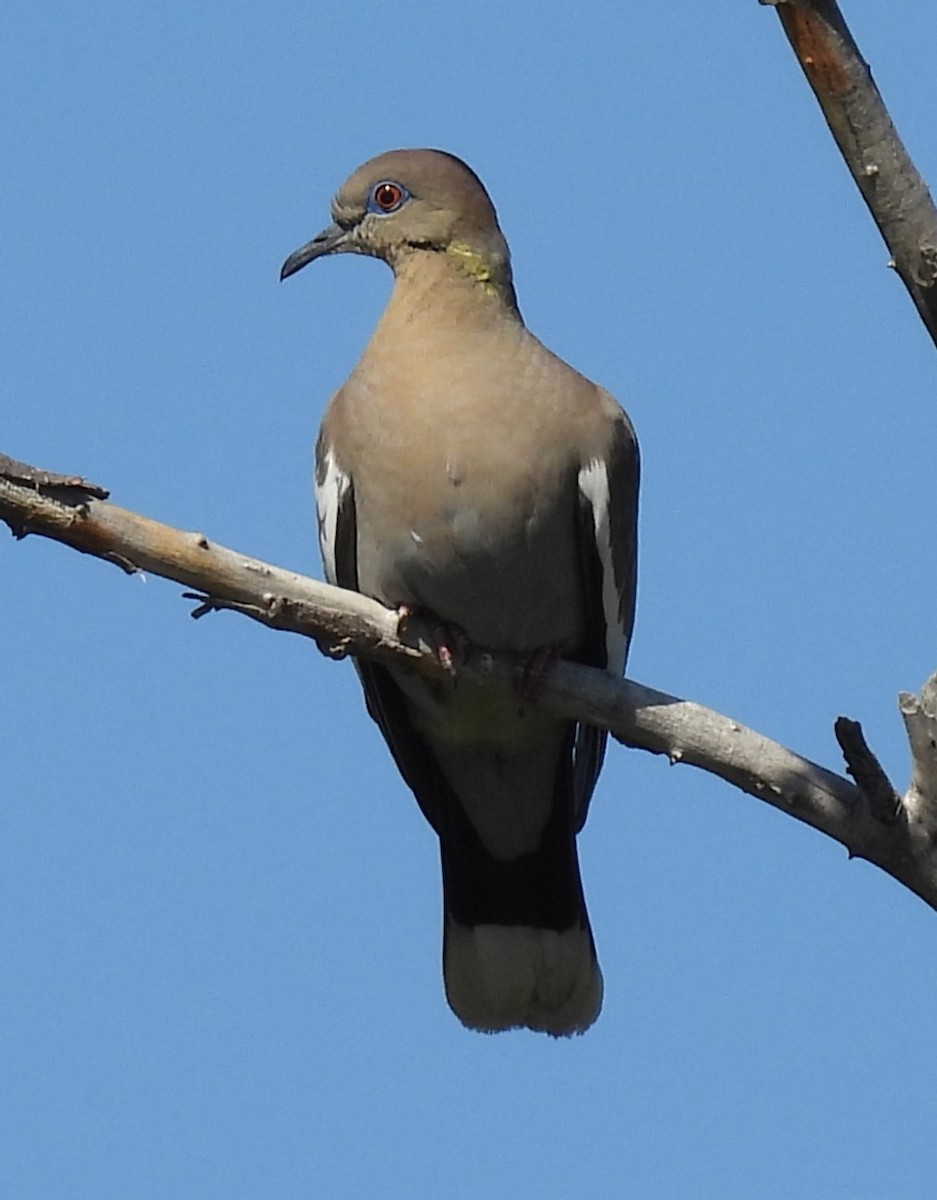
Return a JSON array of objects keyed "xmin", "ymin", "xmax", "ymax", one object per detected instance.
[
  {"xmin": 834, "ymin": 717, "xmax": 900, "ymax": 824},
  {"xmin": 899, "ymin": 676, "xmax": 937, "ymax": 829},
  {"xmin": 4, "ymin": 451, "xmax": 937, "ymax": 909},
  {"xmin": 760, "ymin": 0, "xmax": 937, "ymax": 349}
]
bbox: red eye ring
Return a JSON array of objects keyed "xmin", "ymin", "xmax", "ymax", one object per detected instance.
[{"xmin": 371, "ymin": 181, "xmax": 406, "ymax": 212}]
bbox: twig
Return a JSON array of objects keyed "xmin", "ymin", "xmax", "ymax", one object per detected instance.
[
  {"xmin": 760, "ymin": 0, "xmax": 937, "ymax": 348},
  {"xmin": 899, "ymin": 672, "xmax": 937, "ymax": 828},
  {"xmin": 834, "ymin": 716, "xmax": 901, "ymax": 824}
]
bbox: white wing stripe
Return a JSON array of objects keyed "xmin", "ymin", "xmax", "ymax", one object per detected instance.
[
  {"xmin": 578, "ymin": 458, "xmax": 628, "ymax": 675},
  {"xmin": 315, "ymin": 446, "xmax": 350, "ymax": 586}
]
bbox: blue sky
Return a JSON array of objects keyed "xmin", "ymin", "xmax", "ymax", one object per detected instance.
[{"xmin": 3, "ymin": 2, "xmax": 937, "ymax": 1196}]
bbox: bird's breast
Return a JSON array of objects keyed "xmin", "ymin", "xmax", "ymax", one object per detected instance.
[{"xmin": 328, "ymin": 322, "xmax": 598, "ymax": 650}]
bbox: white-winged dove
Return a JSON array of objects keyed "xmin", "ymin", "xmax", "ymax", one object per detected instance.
[{"xmin": 281, "ymin": 149, "xmax": 639, "ymax": 1036}]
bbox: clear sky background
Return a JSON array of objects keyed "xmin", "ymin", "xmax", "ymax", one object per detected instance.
[{"xmin": 3, "ymin": 3, "xmax": 937, "ymax": 1197}]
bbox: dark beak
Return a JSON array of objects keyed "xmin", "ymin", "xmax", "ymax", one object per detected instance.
[{"xmin": 279, "ymin": 222, "xmax": 350, "ymax": 280}]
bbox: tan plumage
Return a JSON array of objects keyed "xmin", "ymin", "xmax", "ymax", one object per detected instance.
[{"xmin": 282, "ymin": 149, "xmax": 639, "ymax": 1035}]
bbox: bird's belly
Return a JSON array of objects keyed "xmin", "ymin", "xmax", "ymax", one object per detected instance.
[{"xmin": 357, "ymin": 474, "xmax": 584, "ymax": 653}]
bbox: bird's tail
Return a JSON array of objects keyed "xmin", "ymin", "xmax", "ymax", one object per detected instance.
[
  {"xmin": 443, "ymin": 914, "xmax": 602, "ymax": 1037},
  {"xmin": 438, "ymin": 795, "xmax": 603, "ymax": 1037}
]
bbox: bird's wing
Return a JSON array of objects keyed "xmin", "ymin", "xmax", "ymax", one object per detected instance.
[
  {"xmin": 315, "ymin": 427, "xmax": 448, "ymax": 834},
  {"xmin": 572, "ymin": 409, "xmax": 640, "ymax": 828}
]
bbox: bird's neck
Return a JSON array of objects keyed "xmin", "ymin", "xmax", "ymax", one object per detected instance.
[
  {"xmin": 443, "ymin": 241, "xmax": 518, "ymax": 309},
  {"xmin": 389, "ymin": 245, "xmax": 521, "ymax": 320}
]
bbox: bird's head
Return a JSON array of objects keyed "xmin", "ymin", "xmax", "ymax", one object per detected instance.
[{"xmin": 280, "ymin": 149, "xmax": 516, "ymax": 304}]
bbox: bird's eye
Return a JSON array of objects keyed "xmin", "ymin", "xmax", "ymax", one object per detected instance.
[{"xmin": 369, "ymin": 181, "xmax": 408, "ymax": 214}]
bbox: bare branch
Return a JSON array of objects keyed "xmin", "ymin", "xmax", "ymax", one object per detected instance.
[
  {"xmin": 0, "ymin": 451, "xmax": 109, "ymax": 502},
  {"xmin": 5, "ymin": 451, "xmax": 937, "ymax": 910},
  {"xmin": 760, "ymin": 0, "xmax": 937, "ymax": 348},
  {"xmin": 899, "ymin": 672, "xmax": 937, "ymax": 828},
  {"xmin": 834, "ymin": 716, "xmax": 901, "ymax": 823}
]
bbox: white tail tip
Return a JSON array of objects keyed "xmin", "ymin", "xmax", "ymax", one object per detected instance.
[{"xmin": 444, "ymin": 920, "xmax": 603, "ymax": 1036}]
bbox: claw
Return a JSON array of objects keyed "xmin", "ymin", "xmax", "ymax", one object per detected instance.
[{"xmin": 396, "ymin": 604, "xmax": 468, "ymax": 674}]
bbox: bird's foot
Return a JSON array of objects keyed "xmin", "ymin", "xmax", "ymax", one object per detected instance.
[
  {"xmin": 396, "ymin": 605, "xmax": 469, "ymax": 675},
  {"xmin": 517, "ymin": 646, "xmax": 559, "ymax": 702}
]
